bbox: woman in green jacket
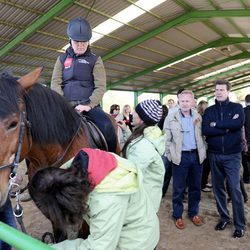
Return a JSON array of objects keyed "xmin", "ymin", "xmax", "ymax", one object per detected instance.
[
  {"xmin": 29, "ymin": 148, "xmax": 159, "ymax": 250},
  {"xmin": 119, "ymin": 99, "xmax": 165, "ymax": 212}
]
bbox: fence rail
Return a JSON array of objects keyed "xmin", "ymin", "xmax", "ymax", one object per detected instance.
[{"xmin": 0, "ymin": 222, "xmax": 52, "ymax": 250}]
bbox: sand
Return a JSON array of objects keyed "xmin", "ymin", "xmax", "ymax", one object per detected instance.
[{"xmin": 10, "ymin": 163, "xmax": 250, "ymax": 250}]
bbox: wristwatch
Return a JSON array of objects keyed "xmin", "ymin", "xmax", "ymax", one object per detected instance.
[{"xmin": 210, "ymin": 122, "xmax": 216, "ymax": 127}]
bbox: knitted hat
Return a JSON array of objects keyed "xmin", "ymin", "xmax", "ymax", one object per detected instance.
[{"xmin": 135, "ymin": 99, "xmax": 163, "ymax": 125}]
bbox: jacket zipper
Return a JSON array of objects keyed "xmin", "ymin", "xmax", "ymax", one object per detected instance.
[{"xmin": 220, "ymin": 103, "xmax": 224, "ymax": 153}]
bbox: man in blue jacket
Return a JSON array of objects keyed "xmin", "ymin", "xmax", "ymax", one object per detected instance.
[{"xmin": 202, "ymin": 79, "xmax": 245, "ymax": 238}]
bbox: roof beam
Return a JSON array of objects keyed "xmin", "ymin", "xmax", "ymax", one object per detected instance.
[
  {"xmin": 184, "ymin": 63, "xmax": 250, "ymax": 98},
  {"xmin": 194, "ymin": 73, "xmax": 250, "ymax": 94},
  {"xmin": 107, "ymin": 37, "xmax": 250, "ymax": 90},
  {"xmin": 229, "ymin": 84, "xmax": 250, "ymax": 93},
  {"xmin": 103, "ymin": 9, "xmax": 250, "ymax": 62},
  {"xmin": 0, "ymin": 0, "xmax": 74, "ymax": 59},
  {"xmin": 203, "ymin": 81, "xmax": 250, "ymax": 98},
  {"xmin": 140, "ymin": 51, "xmax": 250, "ymax": 94}
]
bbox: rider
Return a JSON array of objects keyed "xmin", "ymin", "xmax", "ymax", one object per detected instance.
[{"xmin": 51, "ymin": 17, "xmax": 117, "ymax": 152}]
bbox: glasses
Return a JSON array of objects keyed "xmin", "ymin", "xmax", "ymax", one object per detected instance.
[{"xmin": 116, "ymin": 108, "xmax": 120, "ymax": 111}]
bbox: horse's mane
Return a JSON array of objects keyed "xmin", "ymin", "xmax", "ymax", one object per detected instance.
[
  {"xmin": 0, "ymin": 72, "xmax": 22, "ymax": 119},
  {"xmin": 24, "ymin": 84, "xmax": 81, "ymax": 146}
]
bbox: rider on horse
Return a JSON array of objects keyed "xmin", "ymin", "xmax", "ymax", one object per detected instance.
[{"xmin": 51, "ymin": 17, "xmax": 117, "ymax": 152}]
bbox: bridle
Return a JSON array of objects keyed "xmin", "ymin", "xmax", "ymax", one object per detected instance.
[{"xmin": 0, "ymin": 111, "xmax": 27, "ymax": 177}]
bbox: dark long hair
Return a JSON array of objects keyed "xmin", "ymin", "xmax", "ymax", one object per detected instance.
[
  {"xmin": 0, "ymin": 72, "xmax": 23, "ymax": 119},
  {"xmin": 28, "ymin": 160, "xmax": 92, "ymax": 230},
  {"xmin": 0, "ymin": 72, "xmax": 81, "ymax": 147},
  {"xmin": 110, "ymin": 104, "xmax": 120, "ymax": 115},
  {"xmin": 122, "ymin": 123, "xmax": 149, "ymax": 157},
  {"xmin": 24, "ymin": 84, "xmax": 81, "ymax": 146}
]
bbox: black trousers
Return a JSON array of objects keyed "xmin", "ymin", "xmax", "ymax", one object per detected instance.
[
  {"xmin": 201, "ymin": 157, "xmax": 211, "ymax": 189},
  {"xmin": 242, "ymin": 152, "xmax": 250, "ymax": 183},
  {"xmin": 87, "ymin": 106, "xmax": 117, "ymax": 153}
]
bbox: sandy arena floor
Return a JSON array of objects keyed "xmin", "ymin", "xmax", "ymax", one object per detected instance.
[{"xmin": 12, "ymin": 162, "xmax": 250, "ymax": 250}]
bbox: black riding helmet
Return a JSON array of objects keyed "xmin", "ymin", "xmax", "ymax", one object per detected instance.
[{"xmin": 67, "ymin": 18, "xmax": 92, "ymax": 42}]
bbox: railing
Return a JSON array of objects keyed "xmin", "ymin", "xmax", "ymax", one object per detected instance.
[{"xmin": 0, "ymin": 222, "xmax": 53, "ymax": 250}]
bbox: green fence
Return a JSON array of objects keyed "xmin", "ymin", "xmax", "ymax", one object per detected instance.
[{"xmin": 0, "ymin": 222, "xmax": 53, "ymax": 250}]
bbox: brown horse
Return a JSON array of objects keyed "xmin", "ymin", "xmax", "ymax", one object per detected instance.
[{"xmin": 0, "ymin": 68, "xmax": 119, "ymax": 241}]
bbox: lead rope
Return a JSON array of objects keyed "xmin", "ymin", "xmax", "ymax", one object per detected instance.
[{"xmin": 9, "ymin": 177, "xmax": 27, "ymax": 234}]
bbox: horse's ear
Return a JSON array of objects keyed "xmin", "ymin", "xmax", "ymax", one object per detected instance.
[{"xmin": 17, "ymin": 67, "xmax": 43, "ymax": 89}]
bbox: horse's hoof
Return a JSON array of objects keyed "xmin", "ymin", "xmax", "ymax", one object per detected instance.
[{"xmin": 19, "ymin": 192, "xmax": 32, "ymax": 202}]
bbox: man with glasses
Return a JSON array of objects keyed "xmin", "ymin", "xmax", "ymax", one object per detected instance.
[{"xmin": 51, "ymin": 18, "xmax": 117, "ymax": 152}]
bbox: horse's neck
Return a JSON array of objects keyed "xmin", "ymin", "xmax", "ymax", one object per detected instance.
[
  {"xmin": 26, "ymin": 132, "xmax": 90, "ymax": 173},
  {"xmin": 27, "ymin": 144, "xmax": 62, "ymax": 166}
]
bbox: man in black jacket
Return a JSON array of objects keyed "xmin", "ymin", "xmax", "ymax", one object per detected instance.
[
  {"xmin": 242, "ymin": 94, "xmax": 250, "ymax": 183},
  {"xmin": 244, "ymin": 94, "xmax": 250, "ymax": 151},
  {"xmin": 202, "ymin": 79, "xmax": 245, "ymax": 238}
]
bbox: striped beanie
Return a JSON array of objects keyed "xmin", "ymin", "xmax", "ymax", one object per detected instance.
[{"xmin": 135, "ymin": 99, "xmax": 163, "ymax": 125}]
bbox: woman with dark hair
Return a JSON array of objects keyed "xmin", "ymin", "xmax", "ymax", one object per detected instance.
[
  {"xmin": 109, "ymin": 104, "xmax": 120, "ymax": 118},
  {"xmin": 119, "ymin": 99, "xmax": 165, "ymax": 212},
  {"xmin": 29, "ymin": 148, "xmax": 159, "ymax": 250}
]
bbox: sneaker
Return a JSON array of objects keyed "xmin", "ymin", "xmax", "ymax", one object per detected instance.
[
  {"xmin": 233, "ymin": 229, "xmax": 245, "ymax": 238},
  {"xmin": 206, "ymin": 183, "xmax": 212, "ymax": 188},
  {"xmin": 202, "ymin": 187, "xmax": 211, "ymax": 192}
]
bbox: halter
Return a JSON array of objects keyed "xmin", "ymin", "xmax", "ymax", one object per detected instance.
[{"xmin": 0, "ymin": 111, "xmax": 26, "ymax": 177}]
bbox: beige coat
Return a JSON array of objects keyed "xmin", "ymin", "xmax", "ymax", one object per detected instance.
[{"xmin": 164, "ymin": 109, "xmax": 206, "ymax": 165}]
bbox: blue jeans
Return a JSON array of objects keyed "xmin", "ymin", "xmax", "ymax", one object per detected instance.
[
  {"xmin": 172, "ymin": 151, "xmax": 203, "ymax": 219},
  {"xmin": 209, "ymin": 153, "xmax": 245, "ymax": 230},
  {"xmin": 0, "ymin": 198, "xmax": 17, "ymax": 250}
]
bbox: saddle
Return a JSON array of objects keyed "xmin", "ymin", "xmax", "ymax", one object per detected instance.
[{"xmin": 80, "ymin": 115, "xmax": 108, "ymax": 151}]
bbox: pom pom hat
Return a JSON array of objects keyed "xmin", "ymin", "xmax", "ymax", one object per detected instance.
[{"xmin": 135, "ymin": 99, "xmax": 163, "ymax": 125}]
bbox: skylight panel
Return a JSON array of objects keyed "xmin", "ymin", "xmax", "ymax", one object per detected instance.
[
  {"xmin": 194, "ymin": 59, "xmax": 250, "ymax": 81},
  {"xmin": 62, "ymin": 0, "xmax": 166, "ymax": 49},
  {"xmin": 154, "ymin": 48, "xmax": 213, "ymax": 72}
]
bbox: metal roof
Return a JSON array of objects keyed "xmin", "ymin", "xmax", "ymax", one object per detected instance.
[{"xmin": 1, "ymin": 0, "xmax": 250, "ymax": 98}]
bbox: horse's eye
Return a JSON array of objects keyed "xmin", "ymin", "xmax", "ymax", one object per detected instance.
[{"xmin": 8, "ymin": 121, "xmax": 18, "ymax": 130}]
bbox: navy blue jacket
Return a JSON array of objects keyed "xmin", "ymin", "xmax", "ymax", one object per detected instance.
[
  {"xmin": 202, "ymin": 98, "xmax": 244, "ymax": 154},
  {"xmin": 244, "ymin": 105, "xmax": 250, "ymax": 144},
  {"xmin": 60, "ymin": 46, "xmax": 97, "ymax": 103}
]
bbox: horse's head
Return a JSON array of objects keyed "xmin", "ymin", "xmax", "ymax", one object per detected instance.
[{"xmin": 0, "ymin": 67, "xmax": 42, "ymax": 207}]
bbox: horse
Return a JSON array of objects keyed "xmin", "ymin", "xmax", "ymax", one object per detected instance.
[{"xmin": 0, "ymin": 67, "xmax": 119, "ymax": 242}]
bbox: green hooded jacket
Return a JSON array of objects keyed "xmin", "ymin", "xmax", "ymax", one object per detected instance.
[{"xmin": 52, "ymin": 153, "xmax": 159, "ymax": 250}]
